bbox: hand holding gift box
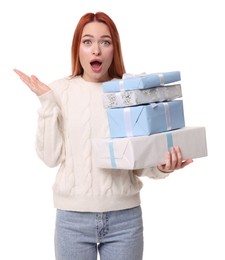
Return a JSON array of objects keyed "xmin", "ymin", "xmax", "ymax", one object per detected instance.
[
  {"xmin": 95, "ymin": 70, "xmax": 208, "ymax": 171},
  {"xmin": 92, "ymin": 127, "xmax": 207, "ymax": 170}
]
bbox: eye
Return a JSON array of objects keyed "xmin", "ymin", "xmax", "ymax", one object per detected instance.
[
  {"xmin": 83, "ymin": 39, "xmax": 92, "ymax": 45},
  {"xmin": 100, "ymin": 40, "xmax": 111, "ymax": 47}
]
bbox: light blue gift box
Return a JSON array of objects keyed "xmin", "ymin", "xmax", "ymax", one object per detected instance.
[
  {"xmin": 107, "ymin": 100, "xmax": 185, "ymax": 138},
  {"xmin": 103, "ymin": 71, "xmax": 181, "ymax": 92}
]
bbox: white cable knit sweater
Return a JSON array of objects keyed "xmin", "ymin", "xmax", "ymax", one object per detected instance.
[{"xmin": 36, "ymin": 76, "xmax": 169, "ymax": 212}]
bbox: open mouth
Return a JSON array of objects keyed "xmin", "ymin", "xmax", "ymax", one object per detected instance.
[{"xmin": 90, "ymin": 60, "xmax": 102, "ymax": 70}]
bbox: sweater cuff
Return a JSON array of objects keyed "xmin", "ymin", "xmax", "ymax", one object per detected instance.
[
  {"xmin": 151, "ymin": 167, "xmax": 171, "ymax": 179},
  {"xmin": 134, "ymin": 167, "xmax": 171, "ymax": 179},
  {"xmin": 38, "ymin": 90, "xmax": 58, "ymax": 113}
]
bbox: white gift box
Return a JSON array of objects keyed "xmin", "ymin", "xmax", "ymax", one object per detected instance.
[
  {"xmin": 103, "ymin": 84, "xmax": 182, "ymax": 108},
  {"xmin": 92, "ymin": 127, "xmax": 208, "ymax": 170}
]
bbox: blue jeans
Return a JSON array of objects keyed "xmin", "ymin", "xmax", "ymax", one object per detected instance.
[{"xmin": 55, "ymin": 206, "xmax": 143, "ymax": 260}]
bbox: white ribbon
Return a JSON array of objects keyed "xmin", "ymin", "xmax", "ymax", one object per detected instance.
[
  {"xmin": 158, "ymin": 73, "xmax": 165, "ymax": 85},
  {"xmin": 115, "ymin": 92, "xmax": 124, "ymax": 106},
  {"xmin": 157, "ymin": 87, "xmax": 166, "ymax": 101},
  {"xmin": 124, "ymin": 107, "xmax": 133, "ymax": 136},
  {"xmin": 120, "ymin": 72, "xmax": 147, "ymax": 91},
  {"xmin": 122, "ymin": 72, "xmax": 147, "ymax": 79},
  {"xmin": 119, "ymin": 80, "xmax": 124, "ymax": 91}
]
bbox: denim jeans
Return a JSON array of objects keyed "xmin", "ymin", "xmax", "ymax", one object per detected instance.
[{"xmin": 55, "ymin": 206, "xmax": 143, "ymax": 260}]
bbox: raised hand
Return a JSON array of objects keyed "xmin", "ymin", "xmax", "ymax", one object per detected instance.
[
  {"xmin": 14, "ymin": 69, "xmax": 50, "ymax": 96},
  {"xmin": 157, "ymin": 146, "xmax": 193, "ymax": 173}
]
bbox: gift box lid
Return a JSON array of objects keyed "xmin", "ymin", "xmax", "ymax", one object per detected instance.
[{"xmin": 103, "ymin": 71, "xmax": 181, "ymax": 93}]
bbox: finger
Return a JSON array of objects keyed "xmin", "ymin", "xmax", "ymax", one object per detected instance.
[
  {"xmin": 157, "ymin": 151, "xmax": 174, "ymax": 173},
  {"xmin": 13, "ymin": 68, "xmax": 24, "ymax": 76},
  {"xmin": 18, "ymin": 76, "xmax": 32, "ymax": 89},
  {"xmin": 14, "ymin": 69, "xmax": 29, "ymax": 79},
  {"xmin": 170, "ymin": 147, "xmax": 178, "ymax": 169},
  {"xmin": 164, "ymin": 151, "xmax": 172, "ymax": 171},
  {"xmin": 174, "ymin": 146, "xmax": 183, "ymax": 169},
  {"xmin": 29, "ymin": 77, "xmax": 39, "ymax": 92},
  {"xmin": 181, "ymin": 159, "xmax": 193, "ymax": 168},
  {"xmin": 31, "ymin": 75, "xmax": 45, "ymax": 88},
  {"xmin": 30, "ymin": 75, "xmax": 40, "ymax": 89},
  {"xmin": 14, "ymin": 69, "xmax": 32, "ymax": 86},
  {"xmin": 17, "ymin": 73, "xmax": 39, "ymax": 93}
]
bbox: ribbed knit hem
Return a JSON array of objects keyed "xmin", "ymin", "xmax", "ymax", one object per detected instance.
[{"xmin": 53, "ymin": 193, "xmax": 141, "ymax": 213}]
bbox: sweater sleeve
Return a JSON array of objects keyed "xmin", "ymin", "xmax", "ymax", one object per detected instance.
[
  {"xmin": 35, "ymin": 90, "xmax": 65, "ymax": 168},
  {"xmin": 133, "ymin": 167, "xmax": 170, "ymax": 179}
]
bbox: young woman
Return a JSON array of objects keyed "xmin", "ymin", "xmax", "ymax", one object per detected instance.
[{"xmin": 14, "ymin": 12, "xmax": 193, "ymax": 260}]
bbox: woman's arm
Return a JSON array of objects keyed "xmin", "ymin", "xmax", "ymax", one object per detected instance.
[
  {"xmin": 35, "ymin": 90, "xmax": 65, "ymax": 167},
  {"xmin": 14, "ymin": 69, "xmax": 65, "ymax": 167}
]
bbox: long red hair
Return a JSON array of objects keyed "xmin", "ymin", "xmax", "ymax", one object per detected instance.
[{"xmin": 71, "ymin": 12, "xmax": 126, "ymax": 79}]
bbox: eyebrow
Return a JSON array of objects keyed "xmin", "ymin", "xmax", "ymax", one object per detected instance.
[{"xmin": 82, "ymin": 34, "xmax": 112, "ymax": 39}]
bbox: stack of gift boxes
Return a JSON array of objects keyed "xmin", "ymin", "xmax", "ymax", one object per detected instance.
[{"xmin": 92, "ymin": 71, "xmax": 208, "ymax": 170}]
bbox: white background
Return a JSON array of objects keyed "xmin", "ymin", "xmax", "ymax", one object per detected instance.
[{"xmin": 0, "ymin": 0, "xmax": 224, "ymax": 259}]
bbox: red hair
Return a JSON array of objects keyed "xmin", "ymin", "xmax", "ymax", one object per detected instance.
[{"xmin": 71, "ymin": 12, "xmax": 126, "ymax": 79}]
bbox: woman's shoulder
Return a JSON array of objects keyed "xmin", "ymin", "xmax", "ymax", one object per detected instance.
[
  {"xmin": 48, "ymin": 76, "xmax": 71, "ymax": 89},
  {"xmin": 48, "ymin": 75, "xmax": 82, "ymax": 91}
]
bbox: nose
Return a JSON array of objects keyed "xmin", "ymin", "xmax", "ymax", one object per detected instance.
[{"xmin": 92, "ymin": 43, "xmax": 101, "ymax": 56}]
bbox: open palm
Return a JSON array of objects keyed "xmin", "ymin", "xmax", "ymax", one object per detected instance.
[{"xmin": 14, "ymin": 69, "xmax": 50, "ymax": 96}]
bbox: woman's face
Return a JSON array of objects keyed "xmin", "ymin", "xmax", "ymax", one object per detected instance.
[{"xmin": 79, "ymin": 21, "xmax": 114, "ymax": 82}]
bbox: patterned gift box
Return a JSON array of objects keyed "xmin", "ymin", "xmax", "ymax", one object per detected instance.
[
  {"xmin": 103, "ymin": 84, "xmax": 182, "ymax": 108},
  {"xmin": 92, "ymin": 127, "xmax": 208, "ymax": 170},
  {"xmin": 107, "ymin": 100, "xmax": 185, "ymax": 138},
  {"xmin": 103, "ymin": 71, "xmax": 181, "ymax": 92}
]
